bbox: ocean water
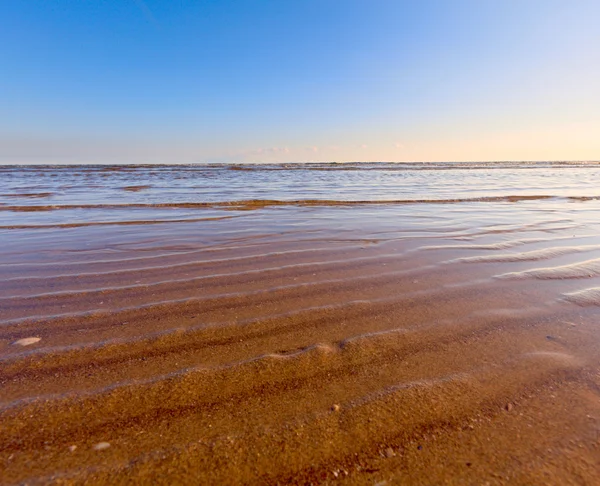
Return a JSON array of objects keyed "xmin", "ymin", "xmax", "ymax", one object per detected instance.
[
  {"xmin": 1, "ymin": 161, "xmax": 600, "ymax": 228},
  {"xmin": 2, "ymin": 162, "xmax": 600, "ymax": 209}
]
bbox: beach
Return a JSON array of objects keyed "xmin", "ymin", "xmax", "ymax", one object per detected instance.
[{"xmin": 1, "ymin": 163, "xmax": 600, "ymax": 484}]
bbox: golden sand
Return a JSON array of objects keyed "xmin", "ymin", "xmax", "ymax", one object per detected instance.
[{"xmin": 1, "ymin": 233, "xmax": 600, "ymax": 485}]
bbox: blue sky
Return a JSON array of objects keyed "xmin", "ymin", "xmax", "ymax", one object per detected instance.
[{"xmin": 1, "ymin": 0, "xmax": 599, "ymax": 163}]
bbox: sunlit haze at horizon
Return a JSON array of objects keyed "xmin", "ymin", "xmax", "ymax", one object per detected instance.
[{"xmin": 1, "ymin": 0, "xmax": 599, "ymax": 164}]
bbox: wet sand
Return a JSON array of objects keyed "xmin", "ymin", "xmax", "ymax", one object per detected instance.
[
  {"xmin": 2, "ymin": 164, "xmax": 600, "ymax": 484},
  {"xmin": 2, "ymin": 217, "xmax": 600, "ymax": 485}
]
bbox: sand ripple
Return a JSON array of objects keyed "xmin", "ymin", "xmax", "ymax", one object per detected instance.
[
  {"xmin": 563, "ymin": 287, "xmax": 600, "ymax": 306},
  {"xmin": 499, "ymin": 258, "xmax": 600, "ymax": 280}
]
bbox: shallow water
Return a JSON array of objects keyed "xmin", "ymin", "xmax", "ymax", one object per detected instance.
[{"xmin": 2, "ymin": 161, "xmax": 600, "ymax": 212}]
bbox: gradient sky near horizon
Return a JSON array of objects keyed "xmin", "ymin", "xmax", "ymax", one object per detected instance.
[{"xmin": 1, "ymin": 0, "xmax": 599, "ymax": 164}]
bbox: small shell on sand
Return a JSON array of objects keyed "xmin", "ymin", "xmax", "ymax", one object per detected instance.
[
  {"xmin": 93, "ymin": 442, "xmax": 111, "ymax": 451},
  {"xmin": 12, "ymin": 337, "xmax": 41, "ymax": 346}
]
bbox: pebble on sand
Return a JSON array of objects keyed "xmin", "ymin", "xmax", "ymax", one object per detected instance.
[
  {"xmin": 331, "ymin": 404, "xmax": 341, "ymax": 412},
  {"xmin": 93, "ymin": 442, "xmax": 111, "ymax": 451},
  {"xmin": 384, "ymin": 447, "xmax": 396, "ymax": 458},
  {"xmin": 12, "ymin": 337, "xmax": 41, "ymax": 346},
  {"xmin": 68, "ymin": 445, "xmax": 77, "ymax": 452}
]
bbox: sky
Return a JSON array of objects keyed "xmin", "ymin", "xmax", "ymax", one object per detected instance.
[{"xmin": 1, "ymin": 0, "xmax": 599, "ymax": 164}]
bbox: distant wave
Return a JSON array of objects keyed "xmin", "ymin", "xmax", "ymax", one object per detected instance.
[
  {"xmin": 2, "ymin": 195, "xmax": 596, "ymax": 213},
  {"xmin": 0, "ymin": 192, "xmax": 54, "ymax": 198},
  {"xmin": 122, "ymin": 185, "xmax": 151, "ymax": 192}
]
